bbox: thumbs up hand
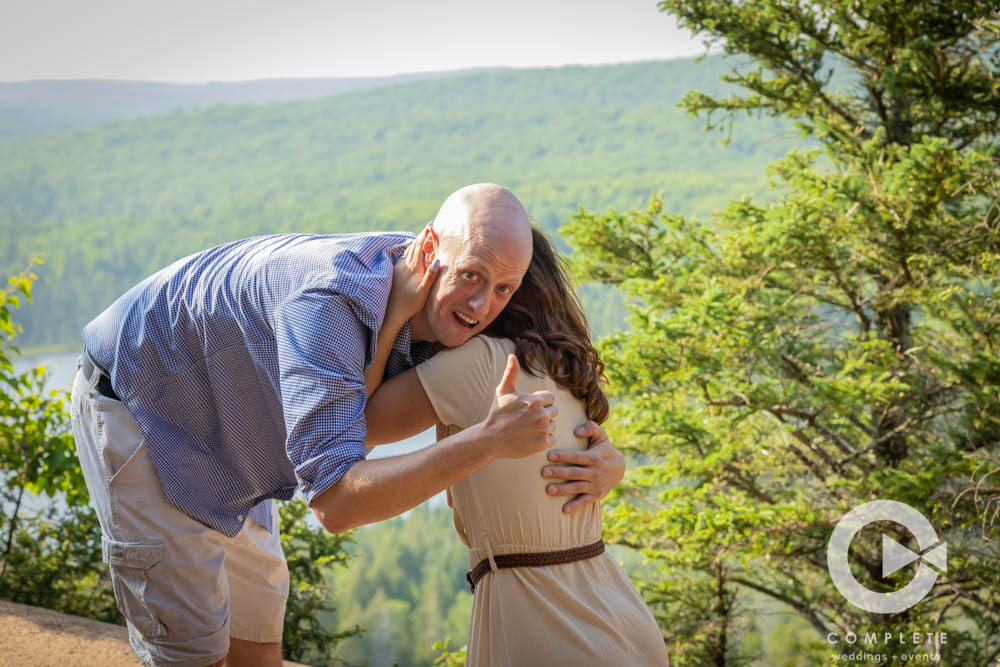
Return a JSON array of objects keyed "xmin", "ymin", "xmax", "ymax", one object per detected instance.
[
  {"xmin": 482, "ymin": 354, "xmax": 558, "ymax": 459},
  {"xmin": 495, "ymin": 354, "xmax": 521, "ymax": 399}
]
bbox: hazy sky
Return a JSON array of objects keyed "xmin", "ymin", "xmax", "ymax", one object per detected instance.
[{"xmin": 2, "ymin": 0, "xmax": 707, "ymax": 82}]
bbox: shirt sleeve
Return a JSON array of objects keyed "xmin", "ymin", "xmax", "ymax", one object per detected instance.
[
  {"xmin": 274, "ymin": 287, "xmax": 370, "ymax": 506},
  {"xmin": 415, "ymin": 335, "xmax": 504, "ymax": 429}
]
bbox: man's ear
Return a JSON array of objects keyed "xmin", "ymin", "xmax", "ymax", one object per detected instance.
[{"xmin": 421, "ymin": 223, "xmax": 438, "ymax": 264}]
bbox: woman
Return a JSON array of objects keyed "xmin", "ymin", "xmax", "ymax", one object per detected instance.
[{"xmin": 365, "ymin": 226, "xmax": 668, "ymax": 666}]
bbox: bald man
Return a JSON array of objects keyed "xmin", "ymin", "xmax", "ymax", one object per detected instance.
[{"xmin": 71, "ymin": 184, "xmax": 625, "ymax": 667}]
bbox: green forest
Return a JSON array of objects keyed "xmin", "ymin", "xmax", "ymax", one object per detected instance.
[
  {"xmin": 1, "ymin": 55, "xmax": 795, "ymax": 349},
  {"xmin": 3, "ymin": 1, "xmax": 1000, "ymax": 665}
]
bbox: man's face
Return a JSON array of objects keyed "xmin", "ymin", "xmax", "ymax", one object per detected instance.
[{"xmin": 416, "ymin": 232, "xmax": 530, "ymax": 348}]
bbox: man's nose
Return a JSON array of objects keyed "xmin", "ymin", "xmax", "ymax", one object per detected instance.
[{"xmin": 468, "ymin": 287, "xmax": 490, "ymax": 315}]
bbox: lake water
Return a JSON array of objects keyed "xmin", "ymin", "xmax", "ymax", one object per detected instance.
[
  {"xmin": 10, "ymin": 351, "xmax": 443, "ymax": 515},
  {"xmin": 12, "ymin": 350, "xmax": 81, "ymax": 394}
]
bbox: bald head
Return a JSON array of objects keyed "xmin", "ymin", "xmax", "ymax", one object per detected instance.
[
  {"xmin": 410, "ymin": 184, "xmax": 534, "ymax": 346},
  {"xmin": 432, "ymin": 183, "xmax": 532, "ymax": 258}
]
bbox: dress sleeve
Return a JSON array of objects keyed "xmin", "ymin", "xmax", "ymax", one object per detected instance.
[
  {"xmin": 415, "ymin": 335, "xmax": 503, "ymax": 429},
  {"xmin": 274, "ymin": 287, "xmax": 370, "ymax": 506}
]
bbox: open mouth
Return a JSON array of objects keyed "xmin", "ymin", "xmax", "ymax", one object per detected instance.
[{"xmin": 453, "ymin": 311, "xmax": 479, "ymax": 329}]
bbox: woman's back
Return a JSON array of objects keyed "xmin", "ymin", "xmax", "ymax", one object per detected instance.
[
  {"xmin": 417, "ymin": 335, "xmax": 668, "ymax": 666},
  {"xmin": 442, "ymin": 340, "xmax": 599, "ymax": 555}
]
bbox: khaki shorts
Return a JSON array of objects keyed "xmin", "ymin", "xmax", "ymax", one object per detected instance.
[{"xmin": 70, "ymin": 366, "xmax": 289, "ymax": 667}]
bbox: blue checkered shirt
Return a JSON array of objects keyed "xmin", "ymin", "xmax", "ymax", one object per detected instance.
[{"xmin": 82, "ymin": 232, "xmax": 433, "ymax": 537}]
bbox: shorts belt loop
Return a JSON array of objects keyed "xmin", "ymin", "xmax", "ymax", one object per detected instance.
[{"xmin": 81, "ymin": 348, "xmax": 120, "ymax": 401}]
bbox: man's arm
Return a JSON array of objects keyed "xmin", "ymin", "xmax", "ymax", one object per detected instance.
[
  {"xmin": 314, "ymin": 355, "xmax": 557, "ymax": 533},
  {"xmin": 313, "ymin": 420, "xmax": 495, "ymax": 533},
  {"xmin": 364, "ymin": 366, "xmax": 437, "ymax": 446}
]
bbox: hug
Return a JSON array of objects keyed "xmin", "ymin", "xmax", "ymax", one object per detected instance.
[{"xmin": 71, "ymin": 183, "xmax": 668, "ymax": 666}]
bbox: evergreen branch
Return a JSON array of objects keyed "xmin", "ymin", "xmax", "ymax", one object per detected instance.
[
  {"xmin": 783, "ymin": 437, "xmax": 828, "ymax": 481},
  {"xmin": 821, "ymin": 242, "xmax": 873, "ymax": 334},
  {"xmin": 722, "ymin": 464, "xmax": 778, "ymax": 505},
  {"xmin": 728, "ymin": 576, "xmax": 830, "ymax": 638}
]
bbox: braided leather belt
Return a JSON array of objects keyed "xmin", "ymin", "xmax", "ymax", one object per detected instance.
[{"xmin": 466, "ymin": 538, "xmax": 605, "ymax": 591}]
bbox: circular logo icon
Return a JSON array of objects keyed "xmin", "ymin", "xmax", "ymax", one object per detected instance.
[{"xmin": 827, "ymin": 500, "xmax": 947, "ymax": 614}]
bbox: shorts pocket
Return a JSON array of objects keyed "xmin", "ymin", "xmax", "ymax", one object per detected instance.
[{"xmin": 103, "ymin": 536, "xmax": 167, "ymax": 638}]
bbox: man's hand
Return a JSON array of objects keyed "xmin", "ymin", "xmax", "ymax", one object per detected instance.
[
  {"xmin": 479, "ymin": 355, "xmax": 558, "ymax": 459},
  {"xmin": 541, "ymin": 421, "xmax": 625, "ymax": 514}
]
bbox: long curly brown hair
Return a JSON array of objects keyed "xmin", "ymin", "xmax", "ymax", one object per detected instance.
[{"xmin": 485, "ymin": 225, "xmax": 609, "ymax": 424}]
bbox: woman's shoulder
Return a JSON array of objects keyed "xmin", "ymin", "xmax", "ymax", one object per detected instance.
[
  {"xmin": 474, "ymin": 335, "xmax": 515, "ymax": 355},
  {"xmin": 475, "ymin": 336, "xmax": 518, "ymax": 376},
  {"xmin": 416, "ymin": 336, "xmax": 515, "ymax": 428},
  {"xmin": 436, "ymin": 335, "xmax": 514, "ymax": 365},
  {"xmin": 420, "ymin": 335, "xmax": 510, "ymax": 385},
  {"xmin": 434, "ymin": 334, "xmax": 509, "ymax": 361}
]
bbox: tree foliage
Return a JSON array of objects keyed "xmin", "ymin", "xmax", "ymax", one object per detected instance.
[
  {"xmin": 0, "ymin": 263, "xmax": 116, "ymax": 617},
  {"xmin": 279, "ymin": 497, "xmax": 361, "ymax": 666},
  {"xmin": 564, "ymin": 2, "xmax": 1000, "ymax": 664},
  {"xmin": 327, "ymin": 503, "xmax": 474, "ymax": 667}
]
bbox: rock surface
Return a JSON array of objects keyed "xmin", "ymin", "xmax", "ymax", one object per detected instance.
[{"xmin": 0, "ymin": 600, "xmax": 308, "ymax": 666}]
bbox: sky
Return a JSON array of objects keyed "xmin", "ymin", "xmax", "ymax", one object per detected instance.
[{"xmin": 2, "ymin": 0, "xmax": 707, "ymax": 82}]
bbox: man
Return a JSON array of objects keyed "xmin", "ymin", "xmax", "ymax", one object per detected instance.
[{"xmin": 71, "ymin": 184, "xmax": 625, "ymax": 666}]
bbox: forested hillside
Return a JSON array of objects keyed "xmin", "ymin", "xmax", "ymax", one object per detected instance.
[
  {"xmin": 2, "ymin": 56, "xmax": 798, "ymax": 348},
  {"xmin": 0, "ymin": 71, "xmax": 473, "ymax": 141},
  {"xmin": 325, "ymin": 503, "xmax": 472, "ymax": 666}
]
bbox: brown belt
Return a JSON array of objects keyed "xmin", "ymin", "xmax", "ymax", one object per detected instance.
[{"xmin": 466, "ymin": 539, "xmax": 605, "ymax": 591}]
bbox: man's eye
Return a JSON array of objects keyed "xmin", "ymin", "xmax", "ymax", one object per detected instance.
[
  {"xmin": 462, "ymin": 272, "xmax": 477, "ymax": 280},
  {"xmin": 498, "ymin": 285, "xmax": 511, "ymax": 294}
]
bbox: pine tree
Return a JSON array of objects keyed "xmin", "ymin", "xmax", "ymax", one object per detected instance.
[{"xmin": 564, "ymin": 3, "xmax": 1000, "ymax": 664}]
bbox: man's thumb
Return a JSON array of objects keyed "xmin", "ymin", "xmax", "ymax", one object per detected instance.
[{"xmin": 496, "ymin": 354, "xmax": 520, "ymax": 396}]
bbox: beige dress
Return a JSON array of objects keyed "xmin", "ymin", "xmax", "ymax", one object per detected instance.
[{"xmin": 415, "ymin": 335, "xmax": 668, "ymax": 667}]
